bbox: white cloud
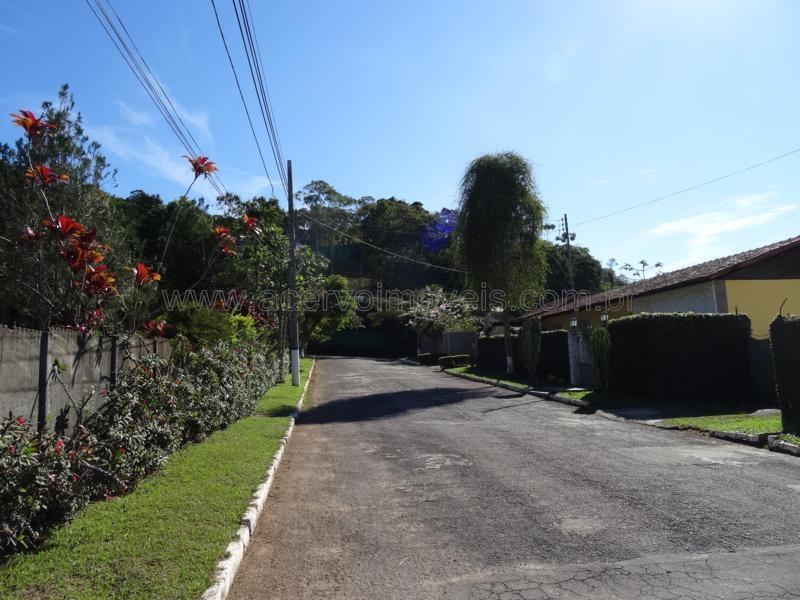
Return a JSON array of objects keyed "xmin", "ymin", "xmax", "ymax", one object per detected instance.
[
  {"xmin": 731, "ymin": 190, "xmax": 779, "ymax": 208},
  {"xmin": 88, "ymin": 125, "xmax": 272, "ymax": 204},
  {"xmin": 589, "ymin": 177, "xmax": 613, "ymax": 185},
  {"xmin": 649, "ymin": 192, "xmax": 796, "ymax": 251},
  {"xmin": 116, "ymin": 101, "xmax": 153, "ymax": 127},
  {"xmin": 636, "ymin": 167, "xmax": 664, "ymax": 177}
]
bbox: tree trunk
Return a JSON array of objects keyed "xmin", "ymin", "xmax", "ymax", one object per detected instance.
[{"xmin": 502, "ymin": 312, "xmax": 513, "ymax": 375}]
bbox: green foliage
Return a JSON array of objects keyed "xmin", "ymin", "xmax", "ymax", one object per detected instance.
[
  {"xmin": 417, "ymin": 352, "xmax": 439, "ymax": 366},
  {"xmin": 0, "ymin": 341, "xmax": 282, "ymax": 556},
  {"xmin": 228, "ymin": 314, "xmax": 258, "ymax": 344},
  {"xmin": 477, "ymin": 334, "xmax": 522, "ymax": 374},
  {"xmin": 300, "ymin": 273, "xmax": 360, "ymax": 347},
  {"xmin": 538, "ymin": 330, "xmax": 570, "ymax": 383},
  {"xmin": 519, "ymin": 318, "xmax": 542, "ymax": 380},
  {"xmin": 608, "ymin": 313, "xmax": 751, "ymax": 406},
  {"xmin": 769, "ymin": 314, "xmax": 800, "ymax": 434},
  {"xmin": 543, "ymin": 241, "xmax": 604, "ymax": 293},
  {"xmin": 456, "ymin": 152, "xmax": 547, "ymax": 309},
  {"xmin": 589, "ymin": 327, "xmax": 611, "ymax": 391},
  {"xmin": 438, "ymin": 354, "xmax": 471, "ymax": 369},
  {"xmin": 167, "ymin": 306, "xmax": 235, "ymax": 347}
]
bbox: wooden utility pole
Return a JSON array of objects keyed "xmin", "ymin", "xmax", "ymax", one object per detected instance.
[
  {"xmin": 287, "ymin": 160, "xmax": 300, "ymax": 386},
  {"xmin": 562, "ymin": 213, "xmax": 576, "ymax": 293}
]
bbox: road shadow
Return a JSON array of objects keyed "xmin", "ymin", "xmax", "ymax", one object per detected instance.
[{"xmin": 298, "ymin": 385, "xmax": 497, "ymax": 425}]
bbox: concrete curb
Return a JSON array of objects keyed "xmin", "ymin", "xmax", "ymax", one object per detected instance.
[
  {"xmin": 711, "ymin": 430, "xmax": 775, "ymax": 446},
  {"xmin": 400, "ymin": 358, "xmax": 421, "ymax": 366},
  {"xmin": 442, "ymin": 369, "xmax": 590, "ymax": 409},
  {"xmin": 202, "ymin": 359, "xmax": 316, "ymax": 600},
  {"xmin": 769, "ymin": 438, "xmax": 800, "ymax": 457}
]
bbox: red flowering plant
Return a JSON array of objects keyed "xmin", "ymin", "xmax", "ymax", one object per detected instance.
[{"xmin": 1, "ymin": 87, "xmax": 126, "ymax": 331}]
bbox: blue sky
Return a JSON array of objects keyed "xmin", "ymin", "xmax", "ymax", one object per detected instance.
[{"xmin": 1, "ymin": 0, "xmax": 799, "ymax": 273}]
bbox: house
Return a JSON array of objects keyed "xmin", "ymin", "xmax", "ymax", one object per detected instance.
[{"xmin": 534, "ymin": 235, "xmax": 800, "ymax": 339}]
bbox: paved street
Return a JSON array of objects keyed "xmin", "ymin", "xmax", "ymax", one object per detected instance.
[{"xmin": 229, "ymin": 357, "xmax": 800, "ymax": 600}]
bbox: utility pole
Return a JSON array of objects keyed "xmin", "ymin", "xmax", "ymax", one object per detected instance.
[
  {"xmin": 287, "ymin": 160, "xmax": 300, "ymax": 386},
  {"xmin": 560, "ymin": 214, "xmax": 576, "ymax": 293}
]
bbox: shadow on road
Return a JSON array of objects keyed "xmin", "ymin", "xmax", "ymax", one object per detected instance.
[{"xmin": 297, "ymin": 385, "xmax": 497, "ymax": 424}]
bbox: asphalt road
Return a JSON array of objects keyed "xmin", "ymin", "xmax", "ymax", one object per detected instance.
[{"xmin": 229, "ymin": 357, "xmax": 800, "ymax": 600}]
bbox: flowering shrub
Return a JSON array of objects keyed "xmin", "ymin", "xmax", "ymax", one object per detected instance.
[{"xmin": 0, "ymin": 340, "xmax": 283, "ymax": 556}]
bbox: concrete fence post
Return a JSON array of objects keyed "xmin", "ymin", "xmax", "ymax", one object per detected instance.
[
  {"xmin": 110, "ymin": 336, "xmax": 118, "ymax": 387},
  {"xmin": 36, "ymin": 329, "xmax": 49, "ymax": 432}
]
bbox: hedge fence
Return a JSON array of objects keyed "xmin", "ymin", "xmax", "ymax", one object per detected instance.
[
  {"xmin": 769, "ymin": 315, "xmax": 800, "ymax": 434},
  {"xmin": 477, "ymin": 330, "xmax": 569, "ymax": 383},
  {"xmin": 608, "ymin": 312, "xmax": 751, "ymax": 406}
]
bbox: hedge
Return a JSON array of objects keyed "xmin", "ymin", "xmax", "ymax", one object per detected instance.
[
  {"xmin": 537, "ymin": 330, "xmax": 569, "ymax": 383},
  {"xmin": 478, "ymin": 331, "xmax": 570, "ymax": 382},
  {"xmin": 608, "ymin": 313, "xmax": 751, "ymax": 406},
  {"xmin": 438, "ymin": 354, "xmax": 471, "ymax": 369},
  {"xmin": 417, "ymin": 352, "xmax": 439, "ymax": 366},
  {"xmin": 769, "ymin": 315, "xmax": 800, "ymax": 434},
  {"xmin": 477, "ymin": 334, "xmax": 522, "ymax": 374}
]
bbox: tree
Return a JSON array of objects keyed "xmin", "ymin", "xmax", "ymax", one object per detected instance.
[
  {"xmin": 299, "ymin": 273, "xmax": 359, "ymax": 349},
  {"xmin": 456, "ymin": 152, "xmax": 546, "ymax": 374},
  {"xmin": 543, "ymin": 241, "xmax": 603, "ymax": 293}
]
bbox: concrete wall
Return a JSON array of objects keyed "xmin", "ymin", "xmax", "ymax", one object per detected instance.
[
  {"xmin": 631, "ymin": 281, "xmax": 717, "ymax": 314},
  {"xmin": 0, "ymin": 326, "xmax": 170, "ymax": 430},
  {"xmin": 418, "ymin": 330, "xmax": 476, "ymax": 357}
]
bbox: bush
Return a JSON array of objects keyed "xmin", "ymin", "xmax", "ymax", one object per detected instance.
[
  {"xmin": 166, "ymin": 306, "xmax": 235, "ymax": 347},
  {"xmin": 417, "ymin": 352, "xmax": 439, "ymax": 366},
  {"xmin": 537, "ymin": 330, "xmax": 569, "ymax": 383},
  {"xmin": 438, "ymin": 354, "xmax": 471, "ymax": 369},
  {"xmin": 590, "ymin": 327, "xmax": 610, "ymax": 391},
  {"xmin": 477, "ymin": 334, "xmax": 523, "ymax": 374},
  {"xmin": 769, "ymin": 315, "xmax": 800, "ymax": 434},
  {"xmin": 519, "ymin": 318, "xmax": 541, "ymax": 380},
  {"xmin": 0, "ymin": 339, "xmax": 282, "ymax": 556},
  {"xmin": 608, "ymin": 313, "xmax": 750, "ymax": 406}
]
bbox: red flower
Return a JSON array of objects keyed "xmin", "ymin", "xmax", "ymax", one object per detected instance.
[
  {"xmin": 54, "ymin": 438, "xmax": 64, "ymax": 455},
  {"xmin": 184, "ymin": 155, "xmax": 218, "ymax": 178},
  {"xmin": 118, "ymin": 447, "xmax": 126, "ymax": 455},
  {"xmin": 242, "ymin": 213, "xmax": 262, "ymax": 235},
  {"xmin": 11, "ymin": 110, "xmax": 54, "ymax": 138},
  {"xmin": 42, "ymin": 214, "xmax": 86, "ymax": 239},
  {"xmin": 60, "ymin": 242, "xmax": 105, "ymax": 273},
  {"xmin": 142, "ymin": 319, "xmax": 167, "ymax": 337},
  {"xmin": 213, "ymin": 226, "xmax": 237, "ymax": 256},
  {"xmin": 131, "ymin": 262, "xmax": 161, "ymax": 286},
  {"xmin": 67, "ymin": 450, "xmax": 77, "ymax": 460},
  {"xmin": 70, "ymin": 473, "xmax": 79, "ymax": 483},
  {"xmin": 25, "ymin": 165, "xmax": 69, "ymax": 187},
  {"xmin": 16, "ymin": 416, "xmax": 25, "ymax": 426},
  {"xmin": 78, "ymin": 265, "xmax": 116, "ymax": 296},
  {"xmin": 18, "ymin": 226, "xmax": 41, "ymax": 244}
]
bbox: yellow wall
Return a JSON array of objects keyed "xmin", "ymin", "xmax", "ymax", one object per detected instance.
[
  {"xmin": 542, "ymin": 305, "xmax": 631, "ymax": 331},
  {"xmin": 724, "ymin": 279, "xmax": 800, "ymax": 338}
]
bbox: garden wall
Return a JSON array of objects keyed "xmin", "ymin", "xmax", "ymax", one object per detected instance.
[
  {"xmin": 608, "ymin": 313, "xmax": 750, "ymax": 407},
  {"xmin": 0, "ymin": 326, "xmax": 170, "ymax": 430},
  {"xmin": 538, "ymin": 330, "xmax": 569, "ymax": 383}
]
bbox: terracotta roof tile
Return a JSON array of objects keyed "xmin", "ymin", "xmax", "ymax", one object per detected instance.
[{"xmin": 534, "ymin": 234, "xmax": 800, "ymax": 317}]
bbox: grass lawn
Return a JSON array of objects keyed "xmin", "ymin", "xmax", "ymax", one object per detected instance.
[
  {"xmin": 0, "ymin": 357, "xmax": 314, "ymax": 600},
  {"xmin": 662, "ymin": 412, "xmax": 781, "ymax": 435},
  {"xmin": 445, "ymin": 366, "xmax": 532, "ymax": 391},
  {"xmin": 778, "ymin": 433, "xmax": 800, "ymax": 445}
]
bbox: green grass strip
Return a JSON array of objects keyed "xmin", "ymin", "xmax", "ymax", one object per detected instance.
[
  {"xmin": 445, "ymin": 366, "xmax": 531, "ymax": 391},
  {"xmin": 0, "ymin": 357, "xmax": 314, "ymax": 600},
  {"xmin": 662, "ymin": 412, "xmax": 781, "ymax": 435}
]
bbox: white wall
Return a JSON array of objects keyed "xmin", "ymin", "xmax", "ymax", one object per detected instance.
[{"xmin": 631, "ymin": 281, "xmax": 717, "ymax": 314}]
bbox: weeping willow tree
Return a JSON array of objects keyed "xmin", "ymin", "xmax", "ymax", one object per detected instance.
[{"xmin": 456, "ymin": 152, "xmax": 546, "ymax": 374}]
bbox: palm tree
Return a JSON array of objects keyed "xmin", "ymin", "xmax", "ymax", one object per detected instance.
[{"xmin": 456, "ymin": 152, "xmax": 546, "ymax": 374}]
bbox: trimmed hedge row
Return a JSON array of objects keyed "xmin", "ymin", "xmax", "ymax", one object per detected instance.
[
  {"xmin": 438, "ymin": 354, "xmax": 471, "ymax": 369},
  {"xmin": 476, "ymin": 331, "xmax": 569, "ymax": 383},
  {"xmin": 608, "ymin": 313, "xmax": 750, "ymax": 406},
  {"xmin": 538, "ymin": 330, "xmax": 569, "ymax": 383},
  {"xmin": 769, "ymin": 315, "xmax": 800, "ymax": 434},
  {"xmin": 417, "ymin": 352, "xmax": 439, "ymax": 366}
]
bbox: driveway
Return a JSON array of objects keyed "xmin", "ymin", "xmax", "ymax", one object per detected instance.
[{"xmin": 229, "ymin": 357, "xmax": 800, "ymax": 600}]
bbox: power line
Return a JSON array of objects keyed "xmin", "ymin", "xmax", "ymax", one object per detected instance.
[
  {"xmin": 229, "ymin": 0, "xmax": 288, "ymax": 194},
  {"xmin": 575, "ymin": 146, "xmax": 800, "ymax": 226},
  {"xmin": 210, "ymin": 0, "xmax": 275, "ymax": 196},
  {"xmin": 301, "ymin": 212, "xmax": 466, "ymax": 273},
  {"xmin": 85, "ymin": 0, "xmax": 226, "ymax": 198}
]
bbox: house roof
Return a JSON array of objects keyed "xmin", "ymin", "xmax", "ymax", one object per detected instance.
[{"xmin": 533, "ymin": 234, "xmax": 800, "ymax": 318}]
